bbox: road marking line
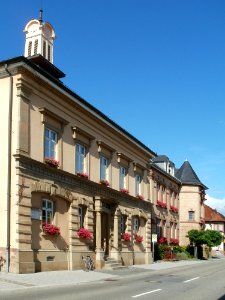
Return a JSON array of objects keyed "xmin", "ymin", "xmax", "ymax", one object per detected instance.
[
  {"xmin": 132, "ymin": 289, "xmax": 162, "ymax": 298},
  {"xmin": 183, "ymin": 277, "xmax": 199, "ymax": 283}
]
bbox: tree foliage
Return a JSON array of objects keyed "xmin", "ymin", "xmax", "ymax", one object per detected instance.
[{"xmin": 187, "ymin": 229, "xmax": 223, "ymax": 248}]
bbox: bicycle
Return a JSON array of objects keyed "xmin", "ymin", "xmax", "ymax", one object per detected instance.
[{"xmin": 82, "ymin": 255, "xmax": 95, "ymax": 271}]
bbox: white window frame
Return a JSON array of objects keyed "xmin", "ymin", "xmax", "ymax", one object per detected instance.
[
  {"xmin": 75, "ymin": 143, "xmax": 87, "ymax": 174},
  {"xmin": 120, "ymin": 166, "xmax": 127, "ymax": 189},
  {"xmin": 42, "ymin": 199, "xmax": 54, "ymax": 224},
  {"xmin": 44, "ymin": 127, "xmax": 58, "ymax": 159},
  {"xmin": 135, "ymin": 174, "xmax": 141, "ymax": 196},
  {"xmin": 133, "ymin": 217, "xmax": 140, "ymax": 234},
  {"xmin": 100, "ymin": 155, "xmax": 109, "ymax": 181},
  {"xmin": 188, "ymin": 211, "xmax": 195, "ymax": 220},
  {"xmin": 78, "ymin": 206, "xmax": 86, "ymax": 229}
]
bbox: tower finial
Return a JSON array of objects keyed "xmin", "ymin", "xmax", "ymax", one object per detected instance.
[{"xmin": 39, "ymin": 8, "xmax": 43, "ymax": 24}]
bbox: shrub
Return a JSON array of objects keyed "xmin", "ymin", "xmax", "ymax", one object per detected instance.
[{"xmin": 176, "ymin": 252, "xmax": 189, "ymax": 260}]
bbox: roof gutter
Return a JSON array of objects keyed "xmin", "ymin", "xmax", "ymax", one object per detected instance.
[{"xmin": 4, "ymin": 64, "xmax": 13, "ymax": 273}]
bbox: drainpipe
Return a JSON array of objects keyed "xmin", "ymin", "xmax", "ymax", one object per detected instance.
[{"xmin": 4, "ymin": 64, "xmax": 13, "ymax": 273}]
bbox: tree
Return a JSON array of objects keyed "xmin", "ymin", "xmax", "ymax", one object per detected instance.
[{"xmin": 187, "ymin": 229, "xmax": 222, "ymax": 247}]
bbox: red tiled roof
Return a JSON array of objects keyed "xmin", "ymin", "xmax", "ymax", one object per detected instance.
[{"xmin": 204, "ymin": 204, "xmax": 225, "ymax": 222}]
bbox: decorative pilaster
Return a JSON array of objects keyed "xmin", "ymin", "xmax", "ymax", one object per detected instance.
[
  {"xmin": 16, "ymin": 79, "xmax": 32, "ymax": 157},
  {"xmin": 111, "ymin": 209, "xmax": 120, "ymax": 261},
  {"xmin": 95, "ymin": 198, "xmax": 104, "ymax": 268}
]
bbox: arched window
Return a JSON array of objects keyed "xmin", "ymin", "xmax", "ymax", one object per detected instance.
[{"xmin": 42, "ymin": 199, "xmax": 54, "ymax": 223}]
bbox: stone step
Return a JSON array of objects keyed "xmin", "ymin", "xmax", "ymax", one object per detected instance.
[{"xmin": 103, "ymin": 257, "xmax": 128, "ymax": 270}]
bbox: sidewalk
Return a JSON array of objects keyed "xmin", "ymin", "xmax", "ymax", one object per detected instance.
[{"xmin": 0, "ymin": 259, "xmax": 215, "ymax": 291}]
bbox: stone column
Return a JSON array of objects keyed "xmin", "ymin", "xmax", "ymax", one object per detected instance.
[
  {"xmin": 95, "ymin": 198, "xmax": 104, "ymax": 268},
  {"xmin": 111, "ymin": 209, "xmax": 120, "ymax": 261},
  {"xmin": 145, "ymin": 212, "xmax": 153, "ymax": 264}
]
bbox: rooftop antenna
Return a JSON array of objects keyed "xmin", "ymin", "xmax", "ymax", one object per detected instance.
[{"xmin": 39, "ymin": 7, "xmax": 43, "ymax": 24}]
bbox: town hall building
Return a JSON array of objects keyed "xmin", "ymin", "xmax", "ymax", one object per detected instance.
[{"xmin": 0, "ymin": 12, "xmax": 207, "ymax": 273}]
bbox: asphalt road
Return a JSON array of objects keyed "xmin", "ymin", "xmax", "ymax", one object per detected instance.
[{"xmin": 1, "ymin": 259, "xmax": 225, "ymax": 300}]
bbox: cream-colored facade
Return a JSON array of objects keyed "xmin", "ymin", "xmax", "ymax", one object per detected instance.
[
  {"xmin": 0, "ymin": 59, "xmax": 156, "ymax": 273},
  {"xmin": 0, "ymin": 15, "xmax": 207, "ymax": 273},
  {"xmin": 179, "ymin": 185, "xmax": 205, "ymax": 245}
]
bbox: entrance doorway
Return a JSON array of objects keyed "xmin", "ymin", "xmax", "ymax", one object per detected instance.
[{"xmin": 101, "ymin": 212, "xmax": 110, "ymax": 259}]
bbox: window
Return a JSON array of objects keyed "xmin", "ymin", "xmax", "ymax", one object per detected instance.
[
  {"xmin": 28, "ymin": 41, "xmax": 32, "ymax": 56},
  {"xmin": 174, "ymin": 192, "xmax": 177, "ymax": 207},
  {"xmin": 162, "ymin": 220, "xmax": 166, "ymax": 237},
  {"xmin": 120, "ymin": 166, "xmax": 127, "ymax": 189},
  {"xmin": 34, "ymin": 39, "xmax": 38, "ymax": 54},
  {"xmin": 188, "ymin": 211, "xmax": 194, "ymax": 220},
  {"xmin": 48, "ymin": 44, "xmax": 51, "ymax": 61},
  {"xmin": 135, "ymin": 174, "xmax": 141, "ymax": 196},
  {"xmin": 157, "ymin": 183, "xmax": 160, "ymax": 200},
  {"xmin": 75, "ymin": 143, "xmax": 86, "ymax": 174},
  {"xmin": 44, "ymin": 128, "xmax": 57, "ymax": 159},
  {"xmin": 169, "ymin": 191, "xmax": 173, "ymax": 206},
  {"xmin": 170, "ymin": 222, "xmax": 173, "ymax": 238},
  {"xmin": 120, "ymin": 215, "xmax": 127, "ymax": 234},
  {"xmin": 156, "ymin": 219, "xmax": 161, "ymax": 237},
  {"xmin": 42, "ymin": 199, "xmax": 54, "ymax": 223},
  {"xmin": 133, "ymin": 217, "xmax": 140, "ymax": 233},
  {"xmin": 162, "ymin": 186, "xmax": 166, "ymax": 203},
  {"xmin": 100, "ymin": 156, "xmax": 109, "ymax": 181},
  {"xmin": 78, "ymin": 206, "xmax": 86, "ymax": 229},
  {"xmin": 43, "ymin": 41, "xmax": 46, "ymax": 58},
  {"xmin": 174, "ymin": 223, "xmax": 177, "ymax": 239}
]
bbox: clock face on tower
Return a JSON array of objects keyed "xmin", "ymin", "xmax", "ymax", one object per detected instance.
[{"xmin": 29, "ymin": 23, "xmax": 38, "ymax": 33}]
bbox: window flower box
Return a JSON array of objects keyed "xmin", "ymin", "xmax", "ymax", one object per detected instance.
[
  {"xmin": 122, "ymin": 232, "xmax": 131, "ymax": 241},
  {"xmin": 45, "ymin": 157, "xmax": 59, "ymax": 168},
  {"xmin": 170, "ymin": 238, "xmax": 179, "ymax": 245},
  {"xmin": 77, "ymin": 228, "xmax": 92, "ymax": 240},
  {"xmin": 99, "ymin": 179, "xmax": 110, "ymax": 187},
  {"xmin": 170, "ymin": 206, "xmax": 179, "ymax": 213},
  {"xmin": 77, "ymin": 171, "xmax": 89, "ymax": 179},
  {"xmin": 134, "ymin": 233, "xmax": 143, "ymax": 243},
  {"xmin": 121, "ymin": 188, "xmax": 129, "ymax": 194},
  {"xmin": 42, "ymin": 223, "xmax": 60, "ymax": 236},
  {"xmin": 137, "ymin": 195, "xmax": 144, "ymax": 201},
  {"xmin": 158, "ymin": 236, "xmax": 167, "ymax": 244},
  {"xmin": 157, "ymin": 200, "xmax": 167, "ymax": 208}
]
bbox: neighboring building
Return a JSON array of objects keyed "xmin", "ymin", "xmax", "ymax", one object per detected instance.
[
  {"xmin": 150, "ymin": 156, "xmax": 180, "ymax": 245},
  {"xmin": 0, "ymin": 13, "xmax": 207, "ymax": 273},
  {"xmin": 176, "ymin": 161, "xmax": 207, "ymax": 245},
  {"xmin": 204, "ymin": 204, "xmax": 225, "ymax": 254}
]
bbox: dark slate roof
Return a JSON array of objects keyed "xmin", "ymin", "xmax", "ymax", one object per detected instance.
[
  {"xmin": 175, "ymin": 160, "xmax": 208, "ymax": 189},
  {"xmin": 152, "ymin": 155, "xmax": 169, "ymax": 163},
  {"xmin": 152, "ymin": 155, "xmax": 175, "ymax": 168}
]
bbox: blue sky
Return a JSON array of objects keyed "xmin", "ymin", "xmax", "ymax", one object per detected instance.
[{"xmin": 1, "ymin": 1, "xmax": 225, "ymax": 212}]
